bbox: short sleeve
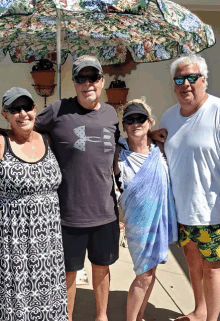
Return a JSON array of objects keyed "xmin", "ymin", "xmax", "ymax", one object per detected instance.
[
  {"xmin": 158, "ymin": 105, "xmax": 176, "ymax": 131},
  {"xmin": 104, "ymin": 103, "xmax": 120, "ymax": 143},
  {"xmin": 214, "ymin": 101, "xmax": 220, "ymax": 148},
  {"xmin": 159, "ymin": 113, "xmax": 167, "ymax": 130},
  {"xmin": 35, "ymin": 102, "xmax": 57, "ymax": 133}
]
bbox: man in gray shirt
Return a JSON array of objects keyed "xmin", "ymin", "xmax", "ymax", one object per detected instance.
[{"xmin": 35, "ymin": 55, "xmax": 120, "ymax": 321}]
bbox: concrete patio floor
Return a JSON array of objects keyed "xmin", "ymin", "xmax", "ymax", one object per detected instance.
[{"xmin": 72, "ymin": 242, "xmax": 200, "ymax": 321}]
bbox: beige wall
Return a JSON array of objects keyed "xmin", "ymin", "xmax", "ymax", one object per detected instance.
[
  {"xmin": 0, "ymin": 10, "xmax": 219, "ymax": 131},
  {"xmin": 176, "ymin": 1, "xmax": 220, "ymax": 12},
  {"xmin": 177, "ymin": 0, "xmax": 219, "ymax": 4}
]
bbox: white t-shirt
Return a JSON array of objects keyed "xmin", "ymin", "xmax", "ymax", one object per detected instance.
[{"xmin": 160, "ymin": 94, "xmax": 220, "ymax": 225}]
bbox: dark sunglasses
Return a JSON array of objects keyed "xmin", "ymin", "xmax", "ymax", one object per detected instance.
[
  {"xmin": 123, "ymin": 115, "xmax": 148, "ymax": 125},
  {"xmin": 74, "ymin": 74, "xmax": 102, "ymax": 84},
  {"xmin": 4, "ymin": 103, "xmax": 34, "ymax": 114},
  {"xmin": 173, "ymin": 73, "xmax": 202, "ymax": 85}
]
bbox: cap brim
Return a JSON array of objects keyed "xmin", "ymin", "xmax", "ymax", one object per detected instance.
[
  {"xmin": 3, "ymin": 94, "xmax": 33, "ymax": 107},
  {"xmin": 73, "ymin": 62, "xmax": 102, "ymax": 77},
  {"xmin": 123, "ymin": 110, "xmax": 148, "ymax": 119}
]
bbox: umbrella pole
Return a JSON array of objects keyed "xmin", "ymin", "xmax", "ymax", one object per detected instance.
[{"xmin": 57, "ymin": 8, "xmax": 61, "ymax": 100}]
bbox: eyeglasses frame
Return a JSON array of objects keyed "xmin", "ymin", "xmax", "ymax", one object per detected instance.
[
  {"xmin": 123, "ymin": 115, "xmax": 148, "ymax": 125},
  {"xmin": 73, "ymin": 73, "xmax": 103, "ymax": 84},
  {"xmin": 173, "ymin": 73, "xmax": 203, "ymax": 86},
  {"xmin": 4, "ymin": 103, "xmax": 35, "ymax": 114}
]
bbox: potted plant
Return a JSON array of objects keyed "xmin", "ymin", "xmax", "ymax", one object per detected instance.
[
  {"xmin": 105, "ymin": 77, "xmax": 129, "ymax": 105},
  {"xmin": 29, "ymin": 57, "xmax": 56, "ymax": 87}
]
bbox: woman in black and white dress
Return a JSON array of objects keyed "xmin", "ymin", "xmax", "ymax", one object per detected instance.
[{"xmin": 0, "ymin": 87, "xmax": 68, "ymax": 321}]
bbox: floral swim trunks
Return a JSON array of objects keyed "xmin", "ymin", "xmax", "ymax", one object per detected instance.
[{"xmin": 177, "ymin": 223, "xmax": 220, "ymax": 262}]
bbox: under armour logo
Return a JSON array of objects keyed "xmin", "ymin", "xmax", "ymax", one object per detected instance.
[{"xmin": 73, "ymin": 126, "xmax": 113, "ymax": 152}]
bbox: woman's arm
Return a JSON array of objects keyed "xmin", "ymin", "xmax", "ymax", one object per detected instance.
[{"xmin": 0, "ymin": 135, "xmax": 5, "ymax": 161}]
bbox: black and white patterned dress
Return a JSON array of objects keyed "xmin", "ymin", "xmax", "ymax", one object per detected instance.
[{"xmin": 0, "ymin": 134, "xmax": 68, "ymax": 321}]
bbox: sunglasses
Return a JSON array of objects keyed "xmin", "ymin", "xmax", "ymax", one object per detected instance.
[
  {"xmin": 123, "ymin": 115, "xmax": 148, "ymax": 125},
  {"xmin": 4, "ymin": 103, "xmax": 34, "ymax": 114},
  {"xmin": 74, "ymin": 74, "xmax": 102, "ymax": 84},
  {"xmin": 173, "ymin": 73, "xmax": 202, "ymax": 85}
]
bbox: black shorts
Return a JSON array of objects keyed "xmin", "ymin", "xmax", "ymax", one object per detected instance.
[{"xmin": 62, "ymin": 220, "xmax": 120, "ymax": 271}]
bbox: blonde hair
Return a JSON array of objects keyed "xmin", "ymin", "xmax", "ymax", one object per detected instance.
[{"xmin": 123, "ymin": 98, "xmax": 155, "ymax": 127}]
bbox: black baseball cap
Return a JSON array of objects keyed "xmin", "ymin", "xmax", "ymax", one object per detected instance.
[
  {"xmin": 2, "ymin": 87, "xmax": 33, "ymax": 108},
  {"xmin": 72, "ymin": 55, "xmax": 103, "ymax": 79},
  {"xmin": 123, "ymin": 103, "xmax": 149, "ymax": 120}
]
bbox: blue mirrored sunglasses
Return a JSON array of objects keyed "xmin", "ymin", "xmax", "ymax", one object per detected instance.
[{"xmin": 173, "ymin": 73, "xmax": 202, "ymax": 85}]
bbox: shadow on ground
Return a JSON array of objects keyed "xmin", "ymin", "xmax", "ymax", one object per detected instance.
[
  {"xmin": 73, "ymin": 288, "xmax": 182, "ymax": 321},
  {"xmin": 169, "ymin": 243, "xmax": 190, "ymax": 281}
]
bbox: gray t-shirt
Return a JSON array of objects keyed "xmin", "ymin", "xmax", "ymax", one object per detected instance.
[{"xmin": 35, "ymin": 97, "xmax": 119, "ymax": 227}]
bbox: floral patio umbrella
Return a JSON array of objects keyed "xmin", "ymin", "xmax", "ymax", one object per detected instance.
[
  {"xmin": 0, "ymin": 0, "xmax": 216, "ymax": 64},
  {"xmin": 0, "ymin": 0, "xmax": 216, "ymax": 98}
]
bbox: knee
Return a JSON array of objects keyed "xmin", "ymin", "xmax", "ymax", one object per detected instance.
[
  {"xmin": 144, "ymin": 266, "xmax": 157, "ymax": 277},
  {"xmin": 92, "ymin": 263, "xmax": 109, "ymax": 274},
  {"xmin": 136, "ymin": 267, "xmax": 156, "ymax": 287},
  {"xmin": 65, "ymin": 271, "xmax": 77, "ymax": 288}
]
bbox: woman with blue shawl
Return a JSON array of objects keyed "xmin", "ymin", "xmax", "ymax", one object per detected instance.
[{"xmin": 114, "ymin": 99, "xmax": 177, "ymax": 321}]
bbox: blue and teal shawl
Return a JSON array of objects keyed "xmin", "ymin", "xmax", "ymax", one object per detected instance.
[{"xmin": 118, "ymin": 139, "xmax": 177, "ymax": 275}]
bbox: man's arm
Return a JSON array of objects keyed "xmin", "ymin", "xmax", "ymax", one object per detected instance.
[
  {"xmin": 149, "ymin": 128, "xmax": 167, "ymax": 143},
  {"xmin": 113, "ymin": 144, "xmax": 121, "ymax": 176}
]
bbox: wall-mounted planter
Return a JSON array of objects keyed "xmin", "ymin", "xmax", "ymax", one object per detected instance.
[
  {"xmin": 30, "ymin": 70, "xmax": 56, "ymax": 86},
  {"xmin": 105, "ymin": 88, "xmax": 129, "ymax": 105}
]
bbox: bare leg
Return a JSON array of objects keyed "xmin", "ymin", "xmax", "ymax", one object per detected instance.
[
  {"xmin": 136, "ymin": 266, "xmax": 157, "ymax": 321},
  {"xmin": 127, "ymin": 266, "xmax": 157, "ymax": 321},
  {"xmin": 92, "ymin": 263, "xmax": 110, "ymax": 321},
  {"xmin": 203, "ymin": 259, "xmax": 220, "ymax": 321},
  {"xmin": 66, "ymin": 271, "xmax": 77, "ymax": 321},
  {"xmin": 175, "ymin": 240, "xmax": 207, "ymax": 321}
]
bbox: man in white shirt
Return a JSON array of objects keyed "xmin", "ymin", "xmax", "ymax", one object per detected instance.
[{"xmin": 160, "ymin": 54, "xmax": 220, "ymax": 321}]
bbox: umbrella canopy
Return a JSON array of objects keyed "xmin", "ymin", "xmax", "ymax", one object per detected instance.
[
  {"xmin": 0, "ymin": 0, "xmax": 216, "ymax": 64},
  {"xmin": 0, "ymin": 0, "xmax": 216, "ymax": 101}
]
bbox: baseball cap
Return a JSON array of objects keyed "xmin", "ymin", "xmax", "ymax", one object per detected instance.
[
  {"xmin": 2, "ymin": 87, "xmax": 33, "ymax": 109},
  {"xmin": 72, "ymin": 55, "xmax": 103, "ymax": 78},
  {"xmin": 123, "ymin": 103, "xmax": 149, "ymax": 120}
]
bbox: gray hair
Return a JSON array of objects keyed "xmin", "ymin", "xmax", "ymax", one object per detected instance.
[
  {"xmin": 170, "ymin": 54, "xmax": 208, "ymax": 90},
  {"xmin": 124, "ymin": 98, "xmax": 155, "ymax": 127}
]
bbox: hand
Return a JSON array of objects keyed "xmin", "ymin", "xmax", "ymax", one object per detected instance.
[{"xmin": 149, "ymin": 128, "xmax": 167, "ymax": 143}]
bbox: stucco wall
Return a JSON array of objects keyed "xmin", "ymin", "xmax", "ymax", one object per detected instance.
[
  {"xmin": 176, "ymin": 0, "xmax": 220, "ymax": 6},
  {"xmin": 178, "ymin": 0, "xmax": 219, "ymax": 6},
  {"xmin": 0, "ymin": 11, "xmax": 219, "ymax": 132}
]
